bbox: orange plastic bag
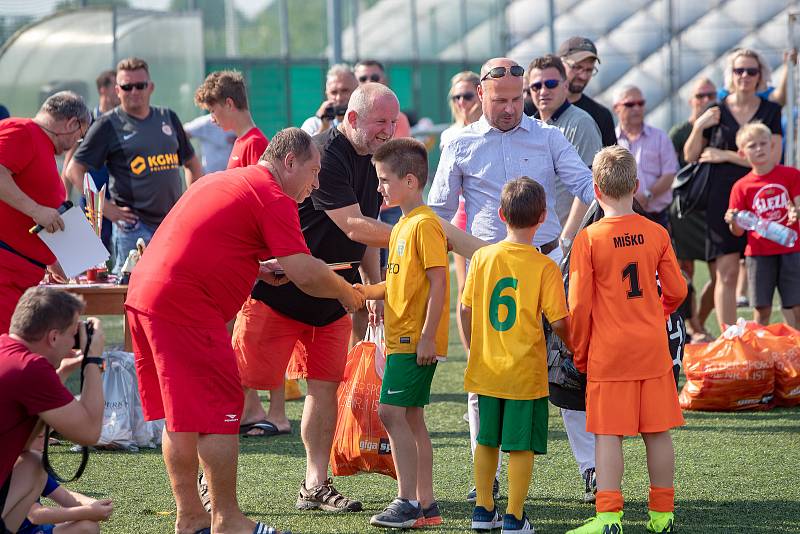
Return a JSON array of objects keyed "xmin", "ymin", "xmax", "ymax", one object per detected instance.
[
  {"xmin": 752, "ymin": 323, "xmax": 800, "ymax": 407},
  {"xmin": 679, "ymin": 324, "xmax": 774, "ymax": 411},
  {"xmin": 330, "ymin": 325, "xmax": 396, "ymax": 478},
  {"xmin": 281, "ymin": 341, "xmax": 306, "ymax": 400}
]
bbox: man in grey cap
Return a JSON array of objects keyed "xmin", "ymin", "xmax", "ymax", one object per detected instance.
[{"xmin": 558, "ymin": 36, "xmax": 617, "ymax": 147}]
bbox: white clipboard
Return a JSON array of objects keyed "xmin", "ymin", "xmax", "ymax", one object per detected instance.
[{"xmin": 37, "ymin": 206, "xmax": 110, "ymax": 278}]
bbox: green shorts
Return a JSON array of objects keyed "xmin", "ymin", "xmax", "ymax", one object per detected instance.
[
  {"xmin": 379, "ymin": 353, "xmax": 437, "ymax": 407},
  {"xmin": 476, "ymin": 395, "xmax": 549, "ymax": 453}
]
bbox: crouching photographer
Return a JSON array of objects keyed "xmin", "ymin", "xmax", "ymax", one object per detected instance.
[{"xmin": 0, "ymin": 287, "xmax": 105, "ymax": 533}]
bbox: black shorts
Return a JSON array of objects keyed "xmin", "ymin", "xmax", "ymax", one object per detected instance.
[{"xmin": 746, "ymin": 253, "xmax": 800, "ymax": 308}]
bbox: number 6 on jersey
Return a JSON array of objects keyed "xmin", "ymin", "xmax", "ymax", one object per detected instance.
[{"xmin": 489, "ymin": 277, "xmax": 518, "ymax": 331}]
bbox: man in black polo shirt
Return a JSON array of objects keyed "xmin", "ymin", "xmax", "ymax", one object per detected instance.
[
  {"xmin": 232, "ymin": 83, "xmax": 399, "ymax": 512},
  {"xmin": 558, "ymin": 36, "xmax": 617, "ymax": 148},
  {"xmin": 65, "ymin": 57, "xmax": 203, "ymax": 272}
]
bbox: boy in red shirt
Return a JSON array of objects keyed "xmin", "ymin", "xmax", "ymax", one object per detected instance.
[
  {"xmin": 725, "ymin": 122, "xmax": 800, "ymax": 328},
  {"xmin": 195, "ymin": 70, "xmax": 269, "ymax": 170},
  {"xmin": 567, "ymin": 146, "xmax": 687, "ymax": 534}
]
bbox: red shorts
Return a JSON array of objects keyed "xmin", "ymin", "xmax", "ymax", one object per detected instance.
[
  {"xmin": 586, "ymin": 370, "xmax": 685, "ymax": 436},
  {"xmin": 232, "ymin": 298, "xmax": 351, "ymax": 389},
  {"xmin": 0, "ymin": 248, "xmax": 45, "ymax": 335},
  {"xmin": 126, "ymin": 308, "xmax": 243, "ymax": 434}
]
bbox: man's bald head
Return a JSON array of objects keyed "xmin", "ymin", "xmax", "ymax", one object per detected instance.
[
  {"xmin": 478, "ymin": 58, "xmax": 525, "ymax": 132},
  {"xmin": 343, "ymin": 82, "xmax": 400, "ymax": 155}
]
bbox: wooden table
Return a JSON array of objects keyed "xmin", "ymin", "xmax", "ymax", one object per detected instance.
[{"xmin": 57, "ymin": 284, "xmax": 131, "ymax": 351}]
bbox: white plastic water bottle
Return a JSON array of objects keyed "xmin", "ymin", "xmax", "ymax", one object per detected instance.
[{"xmin": 734, "ymin": 210, "xmax": 798, "ymax": 248}]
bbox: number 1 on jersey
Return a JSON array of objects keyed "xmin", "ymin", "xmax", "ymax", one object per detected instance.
[
  {"xmin": 622, "ymin": 262, "xmax": 643, "ymax": 299},
  {"xmin": 489, "ymin": 277, "xmax": 518, "ymax": 331}
]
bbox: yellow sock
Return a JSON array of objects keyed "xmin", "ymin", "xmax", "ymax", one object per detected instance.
[
  {"xmin": 507, "ymin": 450, "xmax": 534, "ymax": 520},
  {"xmin": 474, "ymin": 444, "xmax": 499, "ymax": 510}
]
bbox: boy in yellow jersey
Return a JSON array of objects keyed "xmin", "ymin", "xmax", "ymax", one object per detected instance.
[
  {"xmin": 461, "ymin": 177, "xmax": 571, "ymax": 533},
  {"xmin": 357, "ymin": 138, "xmax": 450, "ymax": 529}
]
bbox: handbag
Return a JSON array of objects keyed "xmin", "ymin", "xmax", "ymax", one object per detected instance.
[
  {"xmin": 671, "ymin": 123, "xmax": 723, "ymax": 219},
  {"xmin": 671, "ymin": 162, "xmax": 711, "ymax": 218}
]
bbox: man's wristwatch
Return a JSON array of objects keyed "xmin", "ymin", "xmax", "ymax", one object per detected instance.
[
  {"xmin": 83, "ymin": 357, "xmax": 104, "ymax": 371},
  {"xmin": 559, "ymin": 236, "xmax": 573, "ymax": 249},
  {"xmin": 644, "ymin": 189, "xmax": 654, "ymax": 201}
]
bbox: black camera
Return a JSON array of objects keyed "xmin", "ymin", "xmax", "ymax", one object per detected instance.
[
  {"xmin": 322, "ymin": 104, "xmax": 348, "ymax": 121},
  {"xmin": 73, "ymin": 320, "xmax": 94, "ymax": 351}
]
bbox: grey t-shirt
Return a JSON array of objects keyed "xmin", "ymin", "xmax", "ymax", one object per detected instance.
[
  {"xmin": 544, "ymin": 103, "xmax": 602, "ymax": 224},
  {"xmin": 73, "ymin": 106, "xmax": 194, "ymax": 226}
]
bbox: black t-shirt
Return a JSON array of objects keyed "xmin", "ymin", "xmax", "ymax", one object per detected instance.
[
  {"xmin": 251, "ymin": 127, "xmax": 382, "ymax": 326},
  {"xmin": 668, "ymin": 120, "xmax": 693, "ymax": 168},
  {"xmin": 573, "ymin": 94, "xmax": 617, "ymax": 147},
  {"xmin": 73, "ymin": 106, "xmax": 194, "ymax": 226}
]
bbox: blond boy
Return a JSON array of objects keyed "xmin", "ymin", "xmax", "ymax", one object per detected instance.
[
  {"xmin": 725, "ymin": 122, "xmax": 800, "ymax": 328},
  {"xmin": 567, "ymin": 146, "xmax": 687, "ymax": 534}
]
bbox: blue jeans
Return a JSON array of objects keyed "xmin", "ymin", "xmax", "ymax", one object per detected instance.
[{"xmin": 112, "ymin": 219, "xmax": 157, "ymax": 275}]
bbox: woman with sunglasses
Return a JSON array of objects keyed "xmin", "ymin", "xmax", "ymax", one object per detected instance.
[
  {"xmin": 683, "ymin": 48, "xmax": 782, "ymax": 329},
  {"xmin": 439, "ymin": 71, "xmax": 481, "ymax": 352}
]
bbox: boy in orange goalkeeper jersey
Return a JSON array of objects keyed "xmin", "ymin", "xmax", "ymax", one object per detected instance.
[{"xmin": 567, "ymin": 146, "xmax": 687, "ymax": 534}]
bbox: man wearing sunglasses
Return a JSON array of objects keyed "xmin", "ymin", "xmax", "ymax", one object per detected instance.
[
  {"xmin": 0, "ymin": 91, "xmax": 91, "ymax": 334},
  {"xmin": 613, "ymin": 85, "xmax": 678, "ymax": 230},
  {"xmin": 65, "ymin": 57, "xmax": 203, "ymax": 273},
  {"xmin": 558, "ymin": 36, "xmax": 617, "ymax": 148},
  {"xmin": 428, "ymin": 57, "xmax": 595, "ymax": 510},
  {"xmin": 528, "ymin": 54, "xmax": 602, "ymax": 228}
]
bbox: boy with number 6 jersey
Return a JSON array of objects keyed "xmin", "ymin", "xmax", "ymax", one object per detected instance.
[
  {"xmin": 567, "ymin": 146, "xmax": 686, "ymax": 534},
  {"xmin": 356, "ymin": 138, "xmax": 449, "ymax": 529},
  {"xmin": 461, "ymin": 177, "xmax": 571, "ymax": 533}
]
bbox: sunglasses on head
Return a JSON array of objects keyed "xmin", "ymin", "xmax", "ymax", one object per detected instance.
[
  {"xmin": 621, "ymin": 100, "xmax": 645, "ymax": 108},
  {"xmin": 733, "ymin": 67, "xmax": 760, "ymax": 77},
  {"xmin": 118, "ymin": 81, "xmax": 149, "ymax": 91},
  {"xmin": 529, "ymin": 79, "xmax": 561, "ymax": 92},
  {"xmin": 451, "ymin": 92, "xmax": 476, "ymax": 102},
  {"xmin": 358, "ymin": 73, "xmax": 381, "ymax": 83},
  {"xmin": 481, "ymin": 65, "xmax": 524, "ymax": 81},
  {"xmin": 694, "ymin": 91, "xmax": 716, "ymax": 100}
]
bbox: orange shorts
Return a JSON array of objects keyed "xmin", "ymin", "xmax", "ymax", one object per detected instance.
[
  {"xmin": 586, "ymin": 370, "xmax": 685, "ymax": 436},
  {"xmin": 232, "ymin": 298, "xmax": 351, "ymax": 390},
  {"xmin": 127, "ymin": 308, "xmax": 243, "ymax": 434}
]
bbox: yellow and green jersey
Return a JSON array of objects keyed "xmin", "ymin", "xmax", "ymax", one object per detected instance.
[
  {"xmin": 385, "ymin": 205, "xmax": 450, "ymax": 357},
  {"xmin": 462, "ymin": 241, "xmax": 567, "ymax": 400}
]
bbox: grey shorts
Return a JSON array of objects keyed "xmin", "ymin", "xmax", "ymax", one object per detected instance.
[{"xmin": 746, "ymin": 253, "xmax": 800, "ymax": 309}]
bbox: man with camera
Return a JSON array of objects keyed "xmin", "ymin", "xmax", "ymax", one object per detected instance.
[
  {"xmin": 301, "ymin": 64, "xmax": 358, "ymax": 137},
  {"xmin": 0, "ymin": 287, "xmax": 105, "ymax": 533}
]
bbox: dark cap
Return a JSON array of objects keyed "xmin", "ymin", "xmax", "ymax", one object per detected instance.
[{"xmin": 558, "ymin": 36, "xmax": 600, "ymax": 64}]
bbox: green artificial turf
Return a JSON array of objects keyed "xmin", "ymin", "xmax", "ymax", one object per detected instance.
[{"xmin": 48, "ymin": 261, "xmax": 800, "ymax": 533}]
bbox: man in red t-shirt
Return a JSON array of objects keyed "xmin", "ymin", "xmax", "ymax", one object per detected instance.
[
  {"xmin": 0, "ymin": 92, "xmax": 91, "ymax": 334},
  {"xmin": 125, "ymin": 128, "xmax": 364, "ymax": 534},
  {"xmin": 0, "ymin": 287, "xmax": 105, "ymax": 533},
  {"xmin": 726, "ymin": 122, "xmax": 800, "ymax": 328},
  {"xmin": 194, "ymin": 70, "xmax": 269, "ymax": 170}
]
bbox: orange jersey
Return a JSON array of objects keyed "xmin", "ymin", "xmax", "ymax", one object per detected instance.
[{"xmin": 568, "ymin": 213, "xmax": 687, "ymax": 381}]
